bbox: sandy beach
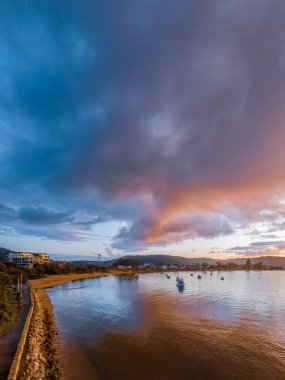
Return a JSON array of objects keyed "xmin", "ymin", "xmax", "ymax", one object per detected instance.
[{"xmin": 30, "ymin": 271, "xmax": 119, "ymax": 289}]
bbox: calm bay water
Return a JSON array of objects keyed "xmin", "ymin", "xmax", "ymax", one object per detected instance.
[{"xmin": 47, "ymin": 271, "xmax": 285, "ymax": 380}]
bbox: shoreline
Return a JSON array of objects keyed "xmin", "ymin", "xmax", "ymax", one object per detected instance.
[{"xmin": 16, "ymin": 270, "xmax": 133, "ymax": 379}]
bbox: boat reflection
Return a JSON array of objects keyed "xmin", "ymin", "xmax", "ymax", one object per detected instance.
[{"xmin": 117, "ymin": 274, "xmax": 139, "ymax": 281}]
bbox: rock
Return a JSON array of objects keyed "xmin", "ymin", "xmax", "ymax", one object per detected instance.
[
  {"xmin": 28, "ymin": 363, "xmax": 34, "ymax": 371},
  {"xmin": 18, "ymin": 288, "xmax": 62, "ymax": 380},
  {"xmin": 33, "ymin": 361, "xmax": 40, "ymax": 371},
  {"xmin": 40, "ymin": 356, "xmax": 47, "ymax": 364}
]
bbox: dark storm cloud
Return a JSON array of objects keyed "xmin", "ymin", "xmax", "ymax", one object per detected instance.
[
  {"xmin": 0, "ymin": 204, "xmax": 72, "ymax": 225},
  {"xmin": 18, "ymin": 207, "xmax": 72, "ymax": 225},
  {"xmin": 0, "ymin": 204, "xmax": 17, "ymax": 222},
  {"xmin": 1, "ymin": 1, "xmax": 285, "ymax": 247},
  {"xmin": 0, "ymin": 204, "xmax": 104, "ymax": 240}
]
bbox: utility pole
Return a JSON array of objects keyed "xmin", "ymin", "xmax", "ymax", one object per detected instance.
[{"xmin": 16, "ymin": 274, "xmax": 22, "ymax": 309}]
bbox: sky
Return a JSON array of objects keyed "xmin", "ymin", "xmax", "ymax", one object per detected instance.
[{"xmin": 1, "ymin": 0, "xmax": 285, "ymax": 259}]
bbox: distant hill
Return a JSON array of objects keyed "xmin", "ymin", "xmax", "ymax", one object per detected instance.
[
  {"xmin": 224, "ymin": 256, "xmax": 285, "ymax": 267},
  {"xmin": 73, "ymin": 255, "xmax": 217, "ymax": 266},
  {"xmin": 100, "ymin": 254, "xmax": 285, "ymax": 267},
  {"xmin": 120, "ymin": 255, "xmax": 218, "ymax": 266},
  {"xmin": 0, "ymin": 247, "xmax": 11, "ymax": 261},
  {"xmin": 1, "ymin": 247, "xmax": 285, "ymax": 267}
]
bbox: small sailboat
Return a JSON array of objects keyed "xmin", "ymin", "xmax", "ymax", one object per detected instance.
[
  {"xmin": 165, "ymin": 274, "xmax": 170, "ymax": 279},
  {"xmin": 221, "ymin": 276, "xmax": 224, "ymax": 281},
  {"xmin": 197, "ymin": 275, "xmax": 202, "ymax": 279}
]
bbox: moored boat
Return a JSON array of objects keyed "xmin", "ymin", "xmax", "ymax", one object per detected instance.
[{"xmin": 176, "ymin": 278, "xmax": 185, "ymax": 288}]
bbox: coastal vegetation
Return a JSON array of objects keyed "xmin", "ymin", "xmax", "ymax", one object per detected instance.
[
  {"xmin": 0, "ymin": 270, "xmax": 19, "ymax": 327},
  {"xmin": 115, "ymin": 258, "xmax": 139, "ymax": 267},
  {"xmin": 0, "ymin": 260, "xmax": 108, "ymax": 279},
  {"xmin": 211, "ymin": 259, "xmax": 264, "ymax": 271}
]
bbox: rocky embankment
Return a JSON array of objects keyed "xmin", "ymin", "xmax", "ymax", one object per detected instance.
[{"xmin": 18, "ymin": 288, "xmax": 61, "ymax": 379}]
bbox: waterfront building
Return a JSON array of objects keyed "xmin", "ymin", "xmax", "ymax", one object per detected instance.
[
  {"xmin": 8, "ymin": 252, "xmax": 50, "ymax": 267},
  {"xmin": 34, "ymin": 253, "xmax": 50, "ymax": 264}
]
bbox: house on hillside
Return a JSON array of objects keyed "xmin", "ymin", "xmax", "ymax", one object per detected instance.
[{"xmin": 142, "ymin": 263, "xmax": 155, "ymax": 268}]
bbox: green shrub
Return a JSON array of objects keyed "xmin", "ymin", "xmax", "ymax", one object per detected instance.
[{"xmin": 0, "ymin": 300, "xmax": 18, "ymax": 326}]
